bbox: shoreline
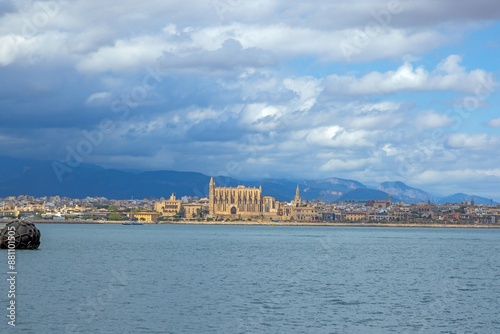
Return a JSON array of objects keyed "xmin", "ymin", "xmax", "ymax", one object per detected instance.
[
  {"xmin": 163, "ymin": 221, "xmax": 500, "ymax": 229},
  {"xmin": 3, "ymin": 219, "xmax": 499, "ymax": 229}
]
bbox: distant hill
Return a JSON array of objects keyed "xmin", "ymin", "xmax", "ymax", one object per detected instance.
[
  {"xmin": 0, "ymin": 164, "xmax": 208, "ymax": 199},
  {"xmin": 0, "ymin": 156, "xmax": 497, "ymax": 203},
  {"xmin": 0, "ymin": 157, "xmax": 369, "ymax": 201},
  {"xmin": 207, "ymin": 177, "xmax": 366, "ymax": 202},
  {"xmin": 436, "ymin": 193, "xmax": 497, "ymax": 205},
  {"xmin": 0, "ymin": 156, "xmax": 103, "ymax": 184},
  {"xmin": 338, "ymin": 188, "xmax": 393, "ymax": 202},
  {"xmin": 378, "ymin": 181, "xmax": 434, "ymax": 203},
  {"xmin": 299, "ymin": 177, "xmax": 366, "ymax": 202}
]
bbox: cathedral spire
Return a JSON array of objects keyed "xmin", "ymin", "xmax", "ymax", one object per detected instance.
[{"xmin": 294, "ymin": 184, "xmax": 301, "ymax": 206}]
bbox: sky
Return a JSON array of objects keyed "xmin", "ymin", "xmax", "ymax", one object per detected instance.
[{"xmin": 0, "ymin": 0, "xmax": 499, "ymax": 200}]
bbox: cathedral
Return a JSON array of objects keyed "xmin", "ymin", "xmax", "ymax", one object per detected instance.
[
  {"xmin": 208, "ymin": 177, "xmax": 280, "ymax": 218},
  {"xmin": 208, "ymin": 178, "xmax": 322, "ymax": 221}
]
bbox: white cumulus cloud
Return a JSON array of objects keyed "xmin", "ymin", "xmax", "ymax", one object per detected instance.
[
  {"xmin": 415, "ymin": 111, "xmax": 454, "ymax": 129},
  {"xmin": 487, "ymin": 117, "xmax": 500, "ymax": 128},
  {"xmin": 324, "ymin": 55, "xmax": 495, "ymax": 95}
]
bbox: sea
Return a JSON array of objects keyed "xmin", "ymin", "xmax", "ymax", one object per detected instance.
[{"xmin": 1, "ymin": 223, "xmax": 499, "ymax": 333}]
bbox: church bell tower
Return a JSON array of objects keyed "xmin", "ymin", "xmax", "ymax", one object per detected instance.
[{"xmin": 294, "ymin": 184, "xmax": 301, "ymax": 207}]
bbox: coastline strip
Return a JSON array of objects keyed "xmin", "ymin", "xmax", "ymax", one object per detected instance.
[{"xmin": 7, "ymin": 219, "xmax": 500, "ymax": 229}]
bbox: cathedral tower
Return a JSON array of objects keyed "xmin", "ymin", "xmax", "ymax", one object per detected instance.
[
  {"xmin": 209, "ymin": 177, "xmax": 215, "ymax": 215},
  {"xmin": 294, "ymin": 184, "xmax": 301, "ymax": 207}
]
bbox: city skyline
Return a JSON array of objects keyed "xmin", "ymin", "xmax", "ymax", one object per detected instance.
[
  {"xmin": 0, "ymin": 1, "xmax": 499, "ymax": 200},
  {"xmin": 2, "ymin": 180, "xmax": 499, "ymax": 226}
]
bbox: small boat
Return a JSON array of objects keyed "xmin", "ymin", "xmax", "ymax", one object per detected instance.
[{"xmin": 122, "ymin": 221, "xmax": 143, "ymax": 225}]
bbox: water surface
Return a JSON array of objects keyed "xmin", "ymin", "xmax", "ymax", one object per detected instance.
[{"xmin": 1, "ymin": 224, "xmax": 499, "ymax": 333}]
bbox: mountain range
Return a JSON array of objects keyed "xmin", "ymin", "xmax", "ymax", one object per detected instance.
[{"xmin": 0, "ymin": 156, "xmax": 497, "ymax": 205}]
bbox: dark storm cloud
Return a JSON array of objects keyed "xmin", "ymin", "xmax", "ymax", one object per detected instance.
[
  {"xmin": 187, "ymin": 117, "xmax": 244, "ymax": 142},
  {"xmin": 221, "ymin": 0, "xmax": 500, "ymax": 31},
  {"xmin": 402, "ymin": 0, "xmax": 500, "ymax": 25},
  {"xmin": 0, "ymin": 64, "xmax": 107, "ymax": 130},
  {"xmin": 0, "ymin": 1, "xmax": 16, "ymax": 16}
]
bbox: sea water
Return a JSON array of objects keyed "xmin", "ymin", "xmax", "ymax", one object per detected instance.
[{"xmin": 1, "ymin": 224, "xmax": 499, "ymax": 333}]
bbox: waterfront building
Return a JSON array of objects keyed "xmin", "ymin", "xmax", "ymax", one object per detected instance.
[
  {"xmin": 292, "ymin": 205, "xmax": 322, "ymax": 221},
  {"xmin": 262, "ymin": 196, "xmax": 281, "ymax": 216},
  {"xmin": 344, "ymin": 211, "xmax": 367, "ymax": 221},
  {"xmin": 0, "ymin": 210, "xmax": 19, "ymax": 218},
  {"xmin": 183, "ymin": 203, "xmax": 204, "ymax": 218},
  {"xmin": 154, "ymin": 193, "xmax": 182, "ymax": 217},
  {"xmin": 129, "ymin": 211, "xmax": 160, "ymax": 222},
  {"xmin": 321, "ymin": 212, "xmax": 336, "ymax": 221},
  {"xmin": 288, "ymin": 185, "xmax": 321, "ymax": 221},
  {"xmin": 366, "ymin": 195, "xmax": 392, "ymax": 209}
]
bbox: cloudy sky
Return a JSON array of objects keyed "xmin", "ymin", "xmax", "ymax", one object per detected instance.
[{"xmin": 0, "ymin": 0, "xmax": 499, "ymax": 199}]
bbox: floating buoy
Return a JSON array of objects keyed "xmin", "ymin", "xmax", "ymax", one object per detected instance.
[{"xmin": 0, "ymin": 220, "xmax": 41, "ymax": 249}]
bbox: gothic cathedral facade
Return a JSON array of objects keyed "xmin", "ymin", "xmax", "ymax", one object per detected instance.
[{"xmin": 209, "ymin": 177, "xmax": 286, "ymax": 219}]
